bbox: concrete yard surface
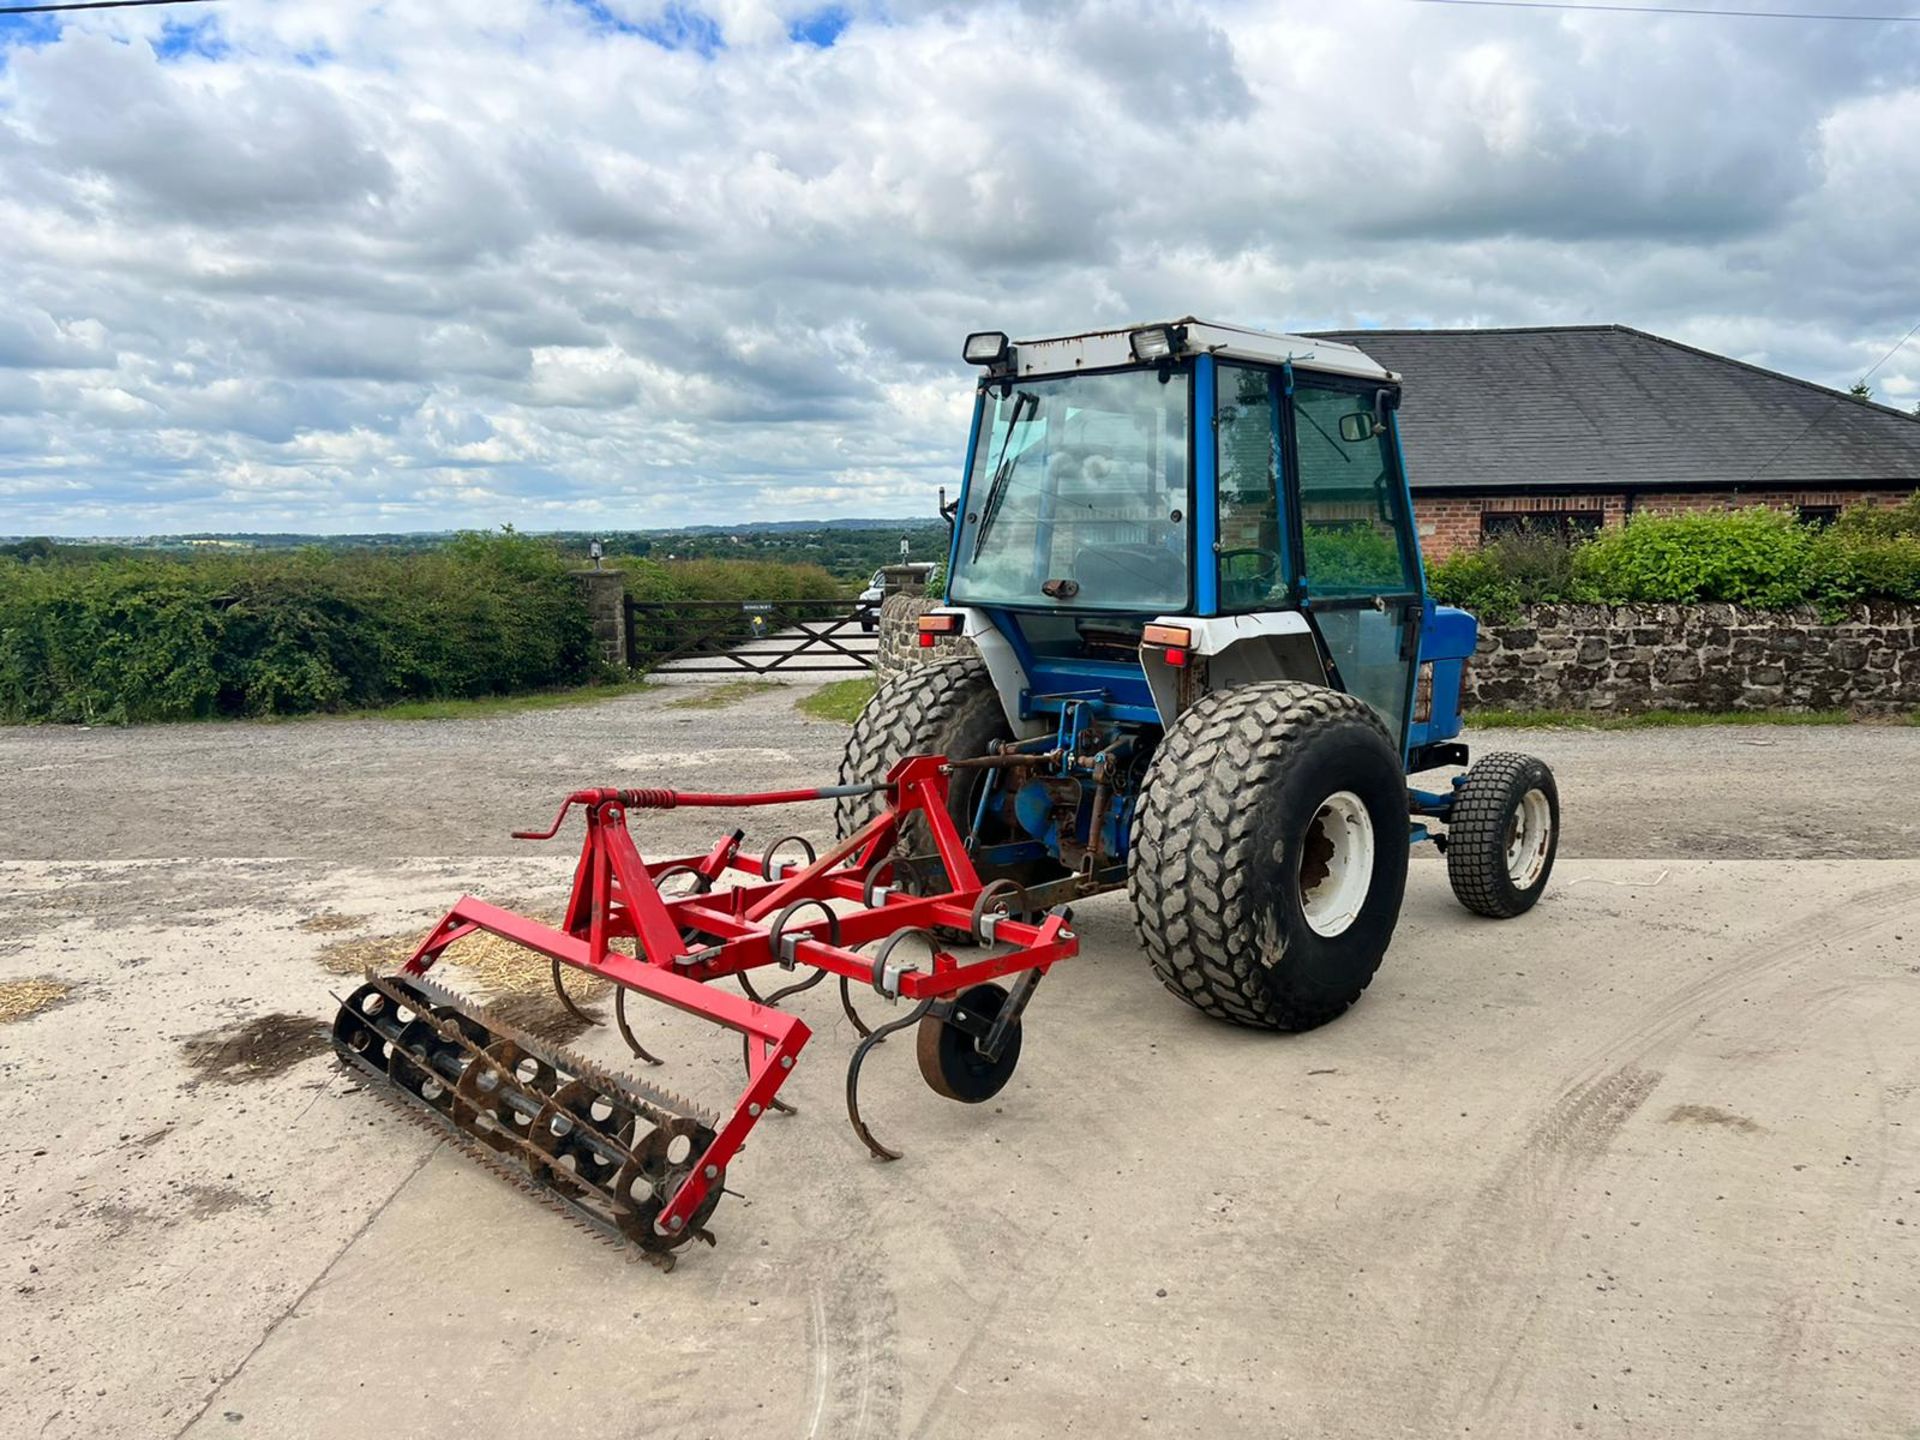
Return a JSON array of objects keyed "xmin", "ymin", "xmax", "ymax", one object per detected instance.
[{"xmin": 1, "ymin": 683, "xmax": 1917, "ymax": 1438}]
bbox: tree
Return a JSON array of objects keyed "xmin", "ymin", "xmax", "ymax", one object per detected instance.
[{"xmin": 1848, "ymin": 381, "xmax": 1873, "ymax": 401}]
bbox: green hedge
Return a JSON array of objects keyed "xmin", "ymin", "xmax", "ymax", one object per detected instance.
[
  {"xmin": 1428, "ymin": 497, "xmax": 1920, "ymax": 621},
  {"xmin": 0, "ymin": 531, "xmax": 596, "ymax": 723}
]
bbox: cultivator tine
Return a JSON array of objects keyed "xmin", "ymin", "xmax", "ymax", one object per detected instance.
[
  {"xmin": 614, "ymin": 988, "xmax": 664, "ymax": 1066},
  {"xmin": 550, "ymin": 956, "xmax": 602, "ymax": 1029},
  {"xmin": 845, "ymin": 997, "xmax": 936, "ymax": 1162},
  {"xmin": 838, "ymin": 975, "xmax": 875, "ymax": 1039}
]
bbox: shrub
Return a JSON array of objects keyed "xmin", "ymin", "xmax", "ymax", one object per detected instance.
[
  {"xmin": 1831, "ymin": 491, "xmax": 1920, "ymax": 541},
  {"xmin": 1569, "ymin": 507, "xmax": 1819, "ymax": 608},
  {"xmin": 1427, "ymin": 547, "xmax": 1525, "ymax": 621},
  {"xmin": 1427, "ymin": 496, "xmax": 1920, "ymax": 618},
  {"xmin": 0, "ymin": 530, "xmax": 596, "ymax": 723}
]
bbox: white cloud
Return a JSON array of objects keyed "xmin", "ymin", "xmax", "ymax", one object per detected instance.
[{"xmin": 0, "ymin": 0, "xmax": 1916, "ymax": 535}]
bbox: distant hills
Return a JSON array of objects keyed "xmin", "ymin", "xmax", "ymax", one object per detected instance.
[{"xmin": 3, "ymin": 517, "xmax": 943, "ymax": 548}]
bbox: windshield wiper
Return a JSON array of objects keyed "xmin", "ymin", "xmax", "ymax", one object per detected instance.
[
  {"xmin": 1296, "ymin": 404, "xmax": 1353, "ymax": 462},
  {"xmin": 971, "ymin": 390, "xmax": 1038, "ymax": 563}
]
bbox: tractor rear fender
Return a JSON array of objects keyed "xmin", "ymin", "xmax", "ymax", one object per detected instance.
[
  {"xmin": 934, "ymin": 606, "xmax": 1051, "ymax": 740},
  {"xmin": 1139, "ymin": 612, "xmax": 1330, "ymax": 727}
]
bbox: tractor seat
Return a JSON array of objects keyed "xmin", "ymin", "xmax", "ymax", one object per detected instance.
[{"xmin": 1076, "ymin": 618, "xmax": 1144, "ymax": 659}]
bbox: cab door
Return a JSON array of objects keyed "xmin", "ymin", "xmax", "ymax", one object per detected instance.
[{"xmin": 1284, "ymin": 380, "xmax": 1423, "ymax": 748}]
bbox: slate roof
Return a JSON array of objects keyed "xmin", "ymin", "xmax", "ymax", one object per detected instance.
[{"xmin": 1311, "ymin": 325, "xmax": 1920, "ymax": 494}]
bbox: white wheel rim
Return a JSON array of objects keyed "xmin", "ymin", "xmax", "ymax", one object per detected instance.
[
  {"xmin": 1299, "ymin": 790, "xmax": 1375, "ymax": 939},
  {"xmin": 1505, "ymin": 787, "xmax": 1553, "ymax": 889}
]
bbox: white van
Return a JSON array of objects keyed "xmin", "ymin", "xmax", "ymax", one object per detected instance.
[{"xmin": 854, "ymin": 563, "xmax": 936, "ymax": 632}]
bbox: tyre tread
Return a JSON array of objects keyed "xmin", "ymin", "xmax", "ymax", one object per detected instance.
[
  {"xmin": 1445, "ymin": 751, "xmax": 1556, "ymax": 919},
  {"xmin": 1128, "ymin": 682, "xmax": 1401, "ymax": 1032}
]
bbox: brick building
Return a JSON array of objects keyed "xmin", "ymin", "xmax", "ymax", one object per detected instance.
[{"xmin": 1314, "ymin": 326, "xmax": 1920, "ymax": 560}]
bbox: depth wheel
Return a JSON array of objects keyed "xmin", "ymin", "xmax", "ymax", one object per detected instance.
[
  {"xmin": 1446, "ymin": 752, "xmax": 1559, "ymax": 918},
  {"xmin": 916, "ymin": 982, "xmax": 1021, "ymax": 1103}
]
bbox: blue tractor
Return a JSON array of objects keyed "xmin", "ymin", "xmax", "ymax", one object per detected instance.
[{"xmin": 838, "ymin": 320, "xmax": 1559, "ymax": 1031}]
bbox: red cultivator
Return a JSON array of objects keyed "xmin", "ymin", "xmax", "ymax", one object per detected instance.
[{"xmin": 332, "ymin": 755, "xmax": 1078, "ymax": 1266}]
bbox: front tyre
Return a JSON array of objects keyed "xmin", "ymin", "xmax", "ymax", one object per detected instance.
[
  {"xmin": 1129, "ymin": 683, "xmax": 1410, "ymax": 1032},
  {"xmin": 1445, "ymin": 752, "xmax": 1559, "ymax": 919}
]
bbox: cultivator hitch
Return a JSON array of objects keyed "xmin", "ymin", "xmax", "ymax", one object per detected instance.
[{"xmin": 332, "ymin": 755, "xmax": 1077, "ymax": 1266}]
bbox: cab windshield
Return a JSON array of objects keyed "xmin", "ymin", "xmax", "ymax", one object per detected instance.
[{"xmin": 950, "ymin": 368, "xmax": 1190, "ymax": 613}]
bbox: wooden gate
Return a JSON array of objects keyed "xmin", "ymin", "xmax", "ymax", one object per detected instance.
[{"xmin": 625, "ymin": 598, "xmax": 876, "ymax": 674}]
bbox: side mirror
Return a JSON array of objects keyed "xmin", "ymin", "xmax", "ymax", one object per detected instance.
[{"xmin": 1337, "ymin": 413, "xmax": 1382, "ymax": 443}]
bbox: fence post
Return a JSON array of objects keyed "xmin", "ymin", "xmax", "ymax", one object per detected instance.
[{"xmin": 572, "ymin": 569, "xmax": 628, "ymax": 668}]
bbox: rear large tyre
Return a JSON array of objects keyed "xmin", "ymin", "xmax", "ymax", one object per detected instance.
[
  {"xmin": 835, "ymin": 660, "xmax": 1069, "ymax": 898},
  {"xmin": 1129, "ymin": 682, "xmax": 1410, "ymax": 1032},
  {"xmin": 835, "ymin": 658, "xmax": 1006, "ymax": 839}
]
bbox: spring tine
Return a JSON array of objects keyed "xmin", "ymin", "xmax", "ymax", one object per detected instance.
[
  {"xmin": 614, "ymin": 987, "xmax": 664, "ymax": 1066},
  {"xmin": 838, "ymin": 975, "xmax": 874, "ymax": 1039},
  {"xmin": 551, "ymin": 956, "xmax": 603, "ymax": 1028},
  {"xmin": 844, "ymin": 997, "xmax": 934, "ymax": 1162},
  {"xmin": 763, "ymin": 967, "xmax": 829, "ymax": 1008},
  {"xmin": 736, "ymin": 972, "xmax": 765, "ymax": 1004}
]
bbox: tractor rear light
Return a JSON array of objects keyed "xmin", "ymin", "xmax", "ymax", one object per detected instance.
[
  {"xmin": 1142, "ymin": 623, "xmax": 1191, "ymax": 647},
  {"xmin": 1163, "ymin": 647, "xmax": 1189, "ymax": 668},
  {"xmin": 1128, "ymin": 324, "xmax": 1187, "ymax": 362},
  {"xmin": 918, "ymin": 612, "xmax": 962, "ymax": 647},
  {"xmin": 963, "ymin": 331, "xmax": 1010, "ymax": 365}
]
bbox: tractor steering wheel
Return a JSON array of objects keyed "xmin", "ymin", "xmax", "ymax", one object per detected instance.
[{"xmin": 1217, "ymin": 547, "xmax": 1281, "ymax": 592}]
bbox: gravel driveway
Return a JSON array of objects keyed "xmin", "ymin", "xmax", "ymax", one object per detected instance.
[{"xmin": 2, "ymin": 681, "xmax": 1916, "ymax": 1440}]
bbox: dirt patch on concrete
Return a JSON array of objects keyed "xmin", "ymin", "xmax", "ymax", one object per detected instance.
[
  {"xmin": 182, "ymin": 1013, "xmax": 330, "ymax": 1084},
  {"xmin": 1665, "ymin": 1102, "xmax": 1763, "ymax": 1133},
  {"xmin": 182, "ymin": 1182, "xmax": 269, "ymax": 1219},
  {"xmin": 0, "ymin": 976, "xmax": 72, "ymax": 1023}
]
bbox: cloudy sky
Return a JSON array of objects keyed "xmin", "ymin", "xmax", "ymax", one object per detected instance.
[{"xmin": 1, "ymin": 0, "xmax": 1916, "ymax": 536}]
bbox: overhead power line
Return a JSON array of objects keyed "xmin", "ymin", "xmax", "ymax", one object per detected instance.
[
  {"xmin": 1399, "ymin": 0, "xmax": 1920, "ymax": 21},
  {"xmin": 1743, "ymin": 315, "xmax": 1920, "ymax": 485},
  {"xmin": 0, "ymin": 0, "xmax": 218, "ymax": 14}
]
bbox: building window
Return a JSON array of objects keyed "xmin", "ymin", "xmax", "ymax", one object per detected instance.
[
  {"xmin": 1480, "ymin": 511, "xmax": 1604, "ymax": 543},
  {"xmin": 1794, "ymin": 504, "xmax": 1840, "ymax": 529}
]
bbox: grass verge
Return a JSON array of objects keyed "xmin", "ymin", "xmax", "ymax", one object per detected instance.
[
  {"xmin": 1466, "ymin": 707, "xmax": 1906, "ymax": 730},
  {"xmin": 797, "ymin": 677, "xmax": 876, "ymax": 724},
  {"xmin": 333, "ymin": 678, "xmax": 653, "ymax": 722},
  {"xmin": 666, "ymin": 680, "xmax": 786, "ymax": 710}
]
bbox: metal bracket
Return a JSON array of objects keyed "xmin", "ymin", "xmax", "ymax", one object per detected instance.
[{"xmin": 868, "ymin": 927, "xmax": 936, "ymax": 1001}]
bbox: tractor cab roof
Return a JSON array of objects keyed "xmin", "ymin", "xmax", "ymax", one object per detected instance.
[{"xmin": 997, "ymin": 319, "xmax": 1398, "ymax": 385}]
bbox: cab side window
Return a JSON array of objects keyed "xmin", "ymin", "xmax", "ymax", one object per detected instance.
[
  {"xmin": 1214, "ymin": 364, "xmax": 1287, "ymax": 611},
  {"xmin": 1292, "ymin": 384, "xmax": 1416, "ymax": 595}
]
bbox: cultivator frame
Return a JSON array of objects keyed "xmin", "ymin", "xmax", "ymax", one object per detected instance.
[{"xmin": 333, "ymin": 755, "xmax": 1077, "ymax": 1263}]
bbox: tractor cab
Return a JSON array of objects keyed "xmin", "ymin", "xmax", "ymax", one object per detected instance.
[{"xmin": 935, "ymin": 320, "xmax": 1474, "ymax": 769}]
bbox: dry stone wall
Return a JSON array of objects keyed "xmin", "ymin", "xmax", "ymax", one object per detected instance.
[
  {"xmin": 1464, "ymin": 603, "xmax": 1920, "ymax": 714},
  {"xmin": 876, "ymin": 593, "xmax": 977, "ymax": 679},
  {"xmin": 878, "ymin": 599, "xmax": 1920, "ymax": 713}
]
